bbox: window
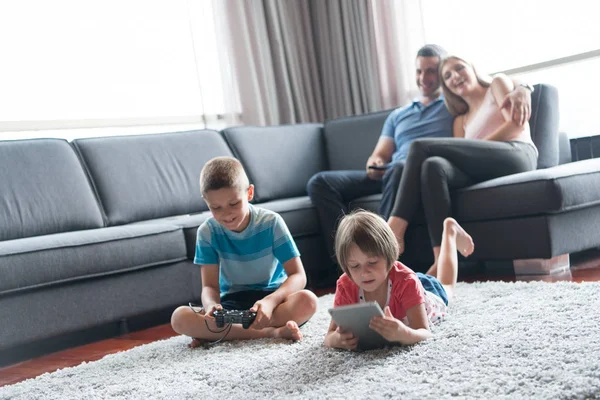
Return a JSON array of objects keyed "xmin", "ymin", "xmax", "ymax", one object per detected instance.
[
  {"xmin": 0, "ymin": 0, "xmax": 236, "ymax": 139},
  {"xmin": 421, "ymin": 0, "xmax": 600, "ymax": 137}
]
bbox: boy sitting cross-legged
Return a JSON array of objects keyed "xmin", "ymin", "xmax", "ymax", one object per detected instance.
[{"xmin": 171, "ymin": 156, "xmax": 318, "ymax": 347}]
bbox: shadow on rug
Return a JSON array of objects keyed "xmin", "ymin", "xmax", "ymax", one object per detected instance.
[{"xmin": 1, "ymin": 281, "xmax": 599, "ymax": 400}]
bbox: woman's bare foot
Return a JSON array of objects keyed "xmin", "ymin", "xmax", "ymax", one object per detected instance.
[
  {"xmin": 444, "ymin": 218, "xmax": 475, "ymax": 257},
  {"xmin": 273, "ymin": 321, "xmax": 303, "ymax": 341},
  {"xmin": 426, "ymin": 262, "xmax": 437, "ymax": 277}
]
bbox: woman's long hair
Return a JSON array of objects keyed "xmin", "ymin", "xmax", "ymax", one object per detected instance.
[{"xmin": 440, "ymin": 56, "xmax": 492, "ymax": 116}]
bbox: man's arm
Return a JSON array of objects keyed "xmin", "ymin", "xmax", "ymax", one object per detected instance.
[
  {"xmin": 366, "ymin": 109, "xmax": 398, "ymax": 179},
  {"xmin": 366, "ymin": 137, "xmax": 395, "ymax": 180}
]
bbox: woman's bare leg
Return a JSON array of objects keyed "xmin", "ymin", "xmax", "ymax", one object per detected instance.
[
  {"xmin": 387, "ymin": 216, "xmax": 409, "ymax": 255},
  {"xmin": 436, "ymin": 218, "xmax": 474, "ymax": 301}
]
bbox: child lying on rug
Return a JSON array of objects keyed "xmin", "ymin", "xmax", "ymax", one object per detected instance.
[
  {"xmin": 324, "ymin": 210, "xmax": 474, "ymax": 349},
  {"xmin": 171, "ymin": 156, "xmax": 318, "ymax": 347}
]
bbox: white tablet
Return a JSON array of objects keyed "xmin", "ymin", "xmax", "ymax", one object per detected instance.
[{"xmin": 328, "ymin": 302, "xmax": 393, "ymax": 350}]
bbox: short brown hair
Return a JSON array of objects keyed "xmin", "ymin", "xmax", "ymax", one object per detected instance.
[
  {"xmin": 199, "ymin": 156, "xmax": 249, "ymax": 194},
  {"xmin": 440, "ymin": 55, "xmax": 491, "ymax": 116},
  {"xmin": 416, "ymin": 44, "xmax": 447, "ymax": 61},
  {"xmin": 335, "ymin": 210, "xmax": 399, "ymax": 276}
]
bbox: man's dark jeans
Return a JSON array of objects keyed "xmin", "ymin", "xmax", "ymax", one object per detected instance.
[{"xmin": 306, "ymin": 163, "xmax": 404, "ymax": 263}]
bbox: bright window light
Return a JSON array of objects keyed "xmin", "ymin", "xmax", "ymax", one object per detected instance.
[
  {"xmin": 421, "ymin": 0, "xmax": 600, "ymax": 137},
  {"xmin": 0, "ymin": 0, "xmax": 229, "ymax": 137}
]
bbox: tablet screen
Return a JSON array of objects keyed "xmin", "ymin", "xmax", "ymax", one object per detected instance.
[{"xmin": 328, "ymin": 302, "xmax": 392, "ymax": 350}]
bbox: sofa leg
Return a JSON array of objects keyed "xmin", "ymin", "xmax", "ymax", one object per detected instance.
[{"xmin": 512, "ymin": 254, "xmax": 570, "ymax": 276}]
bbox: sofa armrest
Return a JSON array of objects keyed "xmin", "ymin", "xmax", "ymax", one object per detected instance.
[{"xmin": 453, "ymin": 158, "xmax": 600, "ymax": 222}]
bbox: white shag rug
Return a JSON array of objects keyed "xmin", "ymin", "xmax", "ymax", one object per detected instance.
[{"xmin": 2, "ymin": 281, "xmax": 600, "ymax": 400}]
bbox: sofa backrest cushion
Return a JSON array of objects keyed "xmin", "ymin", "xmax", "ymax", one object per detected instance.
[
  {"xmin": 0, "ymin": 139, "xmax": 104, "ymax": 241},
  {"xmin": 73, "ymin": 130, "xmax": 233, "ymax": 225},
  {"xmin": 558, "ymin": 131, "xmax": 572, "ymax": 165},
  {"xmin": 323, "ymin": 109, "xmax": 392, "ymax": 171},
  {"xmin": 222, "ymin": 124, "xmax": 326, "ymax": 203},
  {"xmin": 324, "ymin": 84, "xmax": 559, "ymax": 171},
  {"xmin": 530, "ymin": 83, "xmax": 560, "ymax": 169}
]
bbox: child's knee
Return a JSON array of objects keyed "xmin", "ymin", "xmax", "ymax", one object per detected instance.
[
  {"xmin": 297, "ymin": 290, "xmax": 319, "ymax": 315},
  {"xmin": 171, "ymin": 305, "xmax": 194, "ymax": 334}
]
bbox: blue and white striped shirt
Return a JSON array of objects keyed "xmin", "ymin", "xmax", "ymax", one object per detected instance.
[{"xmin": 194, "ymin": 204, "xmax": 300, "ymax": 296}]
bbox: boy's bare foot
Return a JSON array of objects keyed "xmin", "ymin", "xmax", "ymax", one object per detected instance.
[
  {"xmin": 273, "ymin": 321, "xmax": 303, "ymax": 341},
  {"xmin": 444, "ymin": 218, "xmax": 475, "ymax": 257},
  {"xmin": 189, "ymin": 338, "xmax": 204, "ymax": 348}
]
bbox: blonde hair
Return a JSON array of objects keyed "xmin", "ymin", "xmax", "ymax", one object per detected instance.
[
  {"xmin": 199, "ymin": 156, "xmax": 249, "ymax": 195},
  {"xmin": 335, "ymin": 210, "xmax": 399, "ymax": 276},
  {"xmin": 440, "ymin": 55, "xmax": 491, "ymax": 116}
]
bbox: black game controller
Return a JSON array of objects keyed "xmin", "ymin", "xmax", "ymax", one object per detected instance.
[{"xmin": 213, "ymin": 310, "xmax": 257, "ymax": 329}]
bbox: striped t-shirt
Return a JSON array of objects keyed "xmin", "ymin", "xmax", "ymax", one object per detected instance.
[{"xmin": 194, "ymin": 204, "xmax": 300, "ymax": 296}]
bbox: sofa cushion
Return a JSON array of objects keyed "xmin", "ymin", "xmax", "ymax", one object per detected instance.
[
  {"xmin": 222, "ymin": 124, "xmax": 327, "ymax": 203},
  {"xmin": 0, "ymin": 260, "xmax": 200, "ymax": 353},
  {"xmin": 136, "ymin": 198, "xmax": 321, "ymax": 260},
  {"xmin": 256, "ymin": 197, "xmax": 321, "ymax": 238},
  {"xmin": 348, "ymin": 194, "xmax": 382, "ymax": 214},
  {"xmin": 0, "ymin": 139, "xmax": 104, "ymax": 241},
  {"xmin": 462, "ymin": 204, "xmax": 600, "ymax": 260},
  {"xmin": 0, "ymin": 224, "xmax": 187, "ymax": 296},
  {"xmin": 558, "ymin": 131, "xmax": 572, "ymax": 165},
  {"xmin": 453, "ymin": 158, "xmax": 600, "ymax": 222},
  {"xmin": 323, "ymin": 110, "xmax": 392, "ymax": 171},
  {"xmin": 73, "ymin": 130, "xmax": 232, "ymax": 225},
  {"xmin": 133, "ymin": 212, "xmax": 212, "ymax": 260}
]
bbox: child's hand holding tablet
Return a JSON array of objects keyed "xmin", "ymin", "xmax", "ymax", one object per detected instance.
[{"xmin": 328, "ymin": 302, "xmax": 393, "ymax": 350}]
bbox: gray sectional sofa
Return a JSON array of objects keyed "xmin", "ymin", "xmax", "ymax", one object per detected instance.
[{"xmin": 2, "ymin": 84, "xmax": 600, "ymax": 364}]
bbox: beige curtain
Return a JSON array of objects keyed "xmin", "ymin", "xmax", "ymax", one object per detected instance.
[
  {"xmin": 371, "ymin": 0, "xmax": 425, "ymax": 109},
  {"xmin": 216, "ymin": 0, "xmax": 323, "ymax": 125},
  {"xmin": 187, "ymin": 0, "xmax": 244, "ymax": 129},
  {"xmin": 310, "ymin": 0, "xmax": 382, "ymax": 119},
  {"xmin": 216, "ymin": 0, "xmax": 423, "ymax": 126}
]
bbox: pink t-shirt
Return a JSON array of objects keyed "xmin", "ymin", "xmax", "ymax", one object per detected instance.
[
  {"xmin": 464, "ymin": 88, "xmax": 534, "ymax": 146},
  {"xmin": 333, "ymin": 261, "xmax": 425, "ymax": 322}
]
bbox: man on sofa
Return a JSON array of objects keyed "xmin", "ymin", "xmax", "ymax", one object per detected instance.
[{"xmin": 307, "ymin": 44, "xmax": 533, "ymax": 265}]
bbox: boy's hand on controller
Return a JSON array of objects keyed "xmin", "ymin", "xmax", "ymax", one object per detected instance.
[
  {"xmin": 369, "ymin": 306, "xmax": 409, "ymax": 343},
  {"xmin": 250, "ymin": 298, "xmax": 276, "ymax": 329},
  {"xmin": 204, "ymin": 304, "xmax": 223, "ymax": 321}
]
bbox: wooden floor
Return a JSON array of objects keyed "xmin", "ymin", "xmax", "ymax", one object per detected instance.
[{"xmin": 2, "ymin": 250, "xmax": 600, "ymax": 388}]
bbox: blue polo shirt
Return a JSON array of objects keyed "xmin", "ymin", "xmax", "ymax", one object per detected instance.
[{"xmin": 381, "ymin": 96, "xmax": 454, "ymax": 163}]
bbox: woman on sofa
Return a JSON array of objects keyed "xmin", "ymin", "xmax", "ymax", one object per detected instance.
[{"xmin": 387, "ymin": 55, "xmax": 539, "ymax": 275}]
